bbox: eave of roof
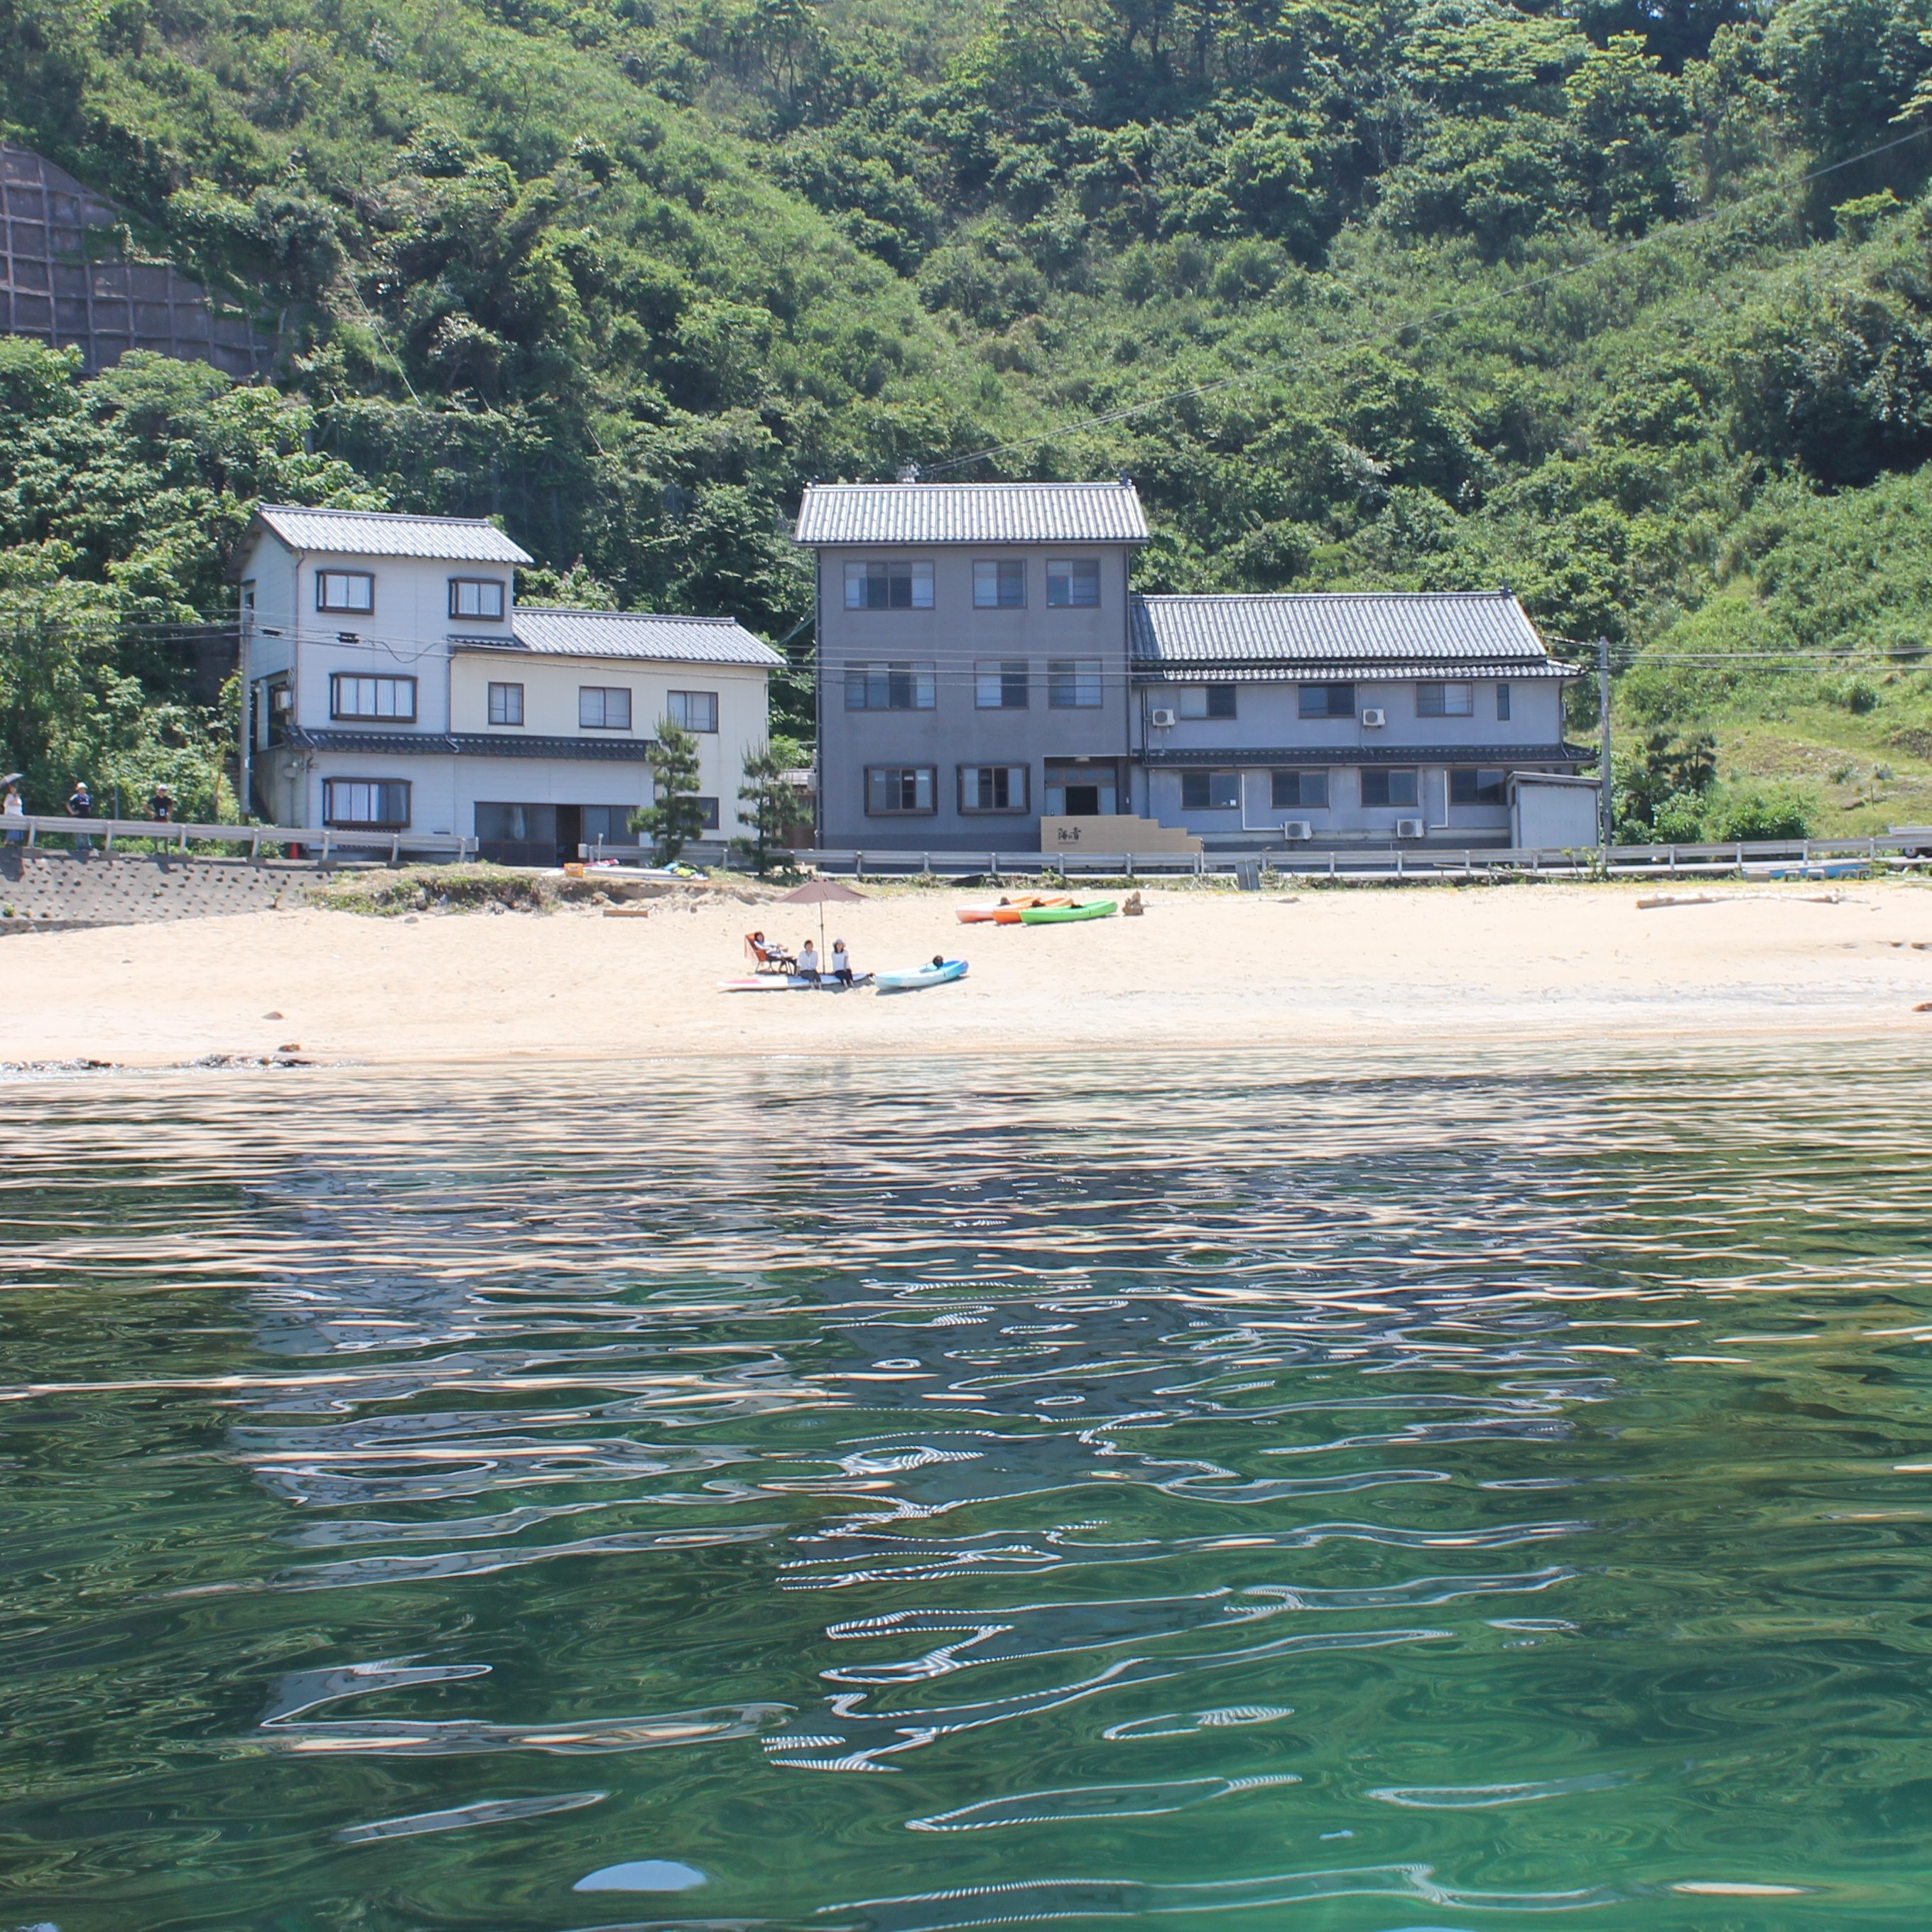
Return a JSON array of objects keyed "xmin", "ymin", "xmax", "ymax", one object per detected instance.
[
  {"xmin": 1131, "ymin": 592, "xmax": 1558, "ymax": 668},
  {"xmin": 1139, "ymin": 743, "xmax": 1593, "ymax": 766},
  {"xmin": 460, "ymin": 608, "xmax": 784, "ymax": 666},
  {"xmin": 289, "ymin": 727, "xmax": 656, "ymax": 761},
  {"xmin": 1132, "ymin": 661, "xmax": 1582, "ymax": 683},
  {"xmin": 795, "ymin": 479, "xmax": 1149, "ymax": 546},
  {"xmin": 237, "ymin": 505, "xmax": 533, "ymax": 569}
]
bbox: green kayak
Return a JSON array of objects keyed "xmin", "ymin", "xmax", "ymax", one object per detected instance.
[{"xmin": 1019, "ymin": 899, "xmax": 1117, "ymax": 925}]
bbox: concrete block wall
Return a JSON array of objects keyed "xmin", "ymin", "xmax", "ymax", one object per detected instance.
[{"xmin": 0, "ymin": 852, "xmax": 308, "ymax": 931}]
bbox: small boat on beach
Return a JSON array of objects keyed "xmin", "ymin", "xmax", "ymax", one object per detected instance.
[
  {"xmin": 874, "ymin": 958, "xmax": 969, "ymax": 993},
  {"xmin": 957, "ymin": 894, "xmax": 1070, "ymax": 925},
  {"xmin": 1019, "ymin": 899, "xmax": 1117, "ymax": 925},
  {"xmin": 717, "ymin": 974, "xmax": 873, "ymax": 992}
]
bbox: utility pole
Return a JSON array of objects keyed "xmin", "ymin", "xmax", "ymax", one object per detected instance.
[{"xmin": 1596, "ymin": 636, "xmax": 1613, "ymax": 854}]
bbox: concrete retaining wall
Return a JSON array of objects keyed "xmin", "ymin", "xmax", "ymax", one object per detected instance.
[{"xmin": 0, "ymin": 851, "xmax": 310, "ymax": 930}]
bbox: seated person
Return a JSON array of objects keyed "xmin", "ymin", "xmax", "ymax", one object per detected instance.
[
  {"xmin": 797, "ymin": 938, "xmax": 820, "ymax": 980},
  {"xmin": 744, "ymin": 930, "xmax": 796, "ymax": 974},
  {"xmin": 830, "ymin": 940, "xmax": 854, "ymax": 986}
]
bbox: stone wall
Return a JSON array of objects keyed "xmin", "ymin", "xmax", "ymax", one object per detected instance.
[{"xmin": 0, "ymin": 145, "xmax": 277, "ymax": 379}]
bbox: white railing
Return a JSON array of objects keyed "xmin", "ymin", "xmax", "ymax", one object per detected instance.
[{"xmin": 5, "ymin": 813, "xmax": 477, "ymax": 863}]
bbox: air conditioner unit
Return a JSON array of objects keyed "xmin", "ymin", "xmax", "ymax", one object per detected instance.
[
  {"xmin": 1281, "ymin": 820, "xmax": 1315, "ymax": 841},
  {"xmin": 271, "ymin": 686, "xmax": 293, "ymax": 712},
  {"xmin": 1394, "ymin": 818, "xmax": 1426, "ymax": 839},
  {"xmin": 1360, "ymin": 707, "xmax": 1387, "ymax": 728},
  {"xmin": 1149, "ymin": 708, "xmax": 1178, "ymax": 728}
]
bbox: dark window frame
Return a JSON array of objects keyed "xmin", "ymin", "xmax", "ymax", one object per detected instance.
[
  {"xmin": 1360, "ymin": 767, "xmax": 1420, "ymax": 808},
  {"xmin": 579, "ymin": 685, "xmax": 634, "ymax": 731},
  {"xmin": 668, "ymin": 689, "xmax": 720, "ymax": 733},
  {"xmin": 322, "ymin": 778, "xmax": 411, "ymax": 829},
  {"xmin": 1450, "ymin": 768, "xmax": 1507, "ymax": 807},
  {"xmin": 1497, "ymin": 683, "xmax": 1513, "ymax": 721},
  {"xmin": 975, "ymin": 660, "xmax": 1029, "ymax": 710},
  {"xmin": 1046, "ymin": 558, "xmax": 1102, "ymax": 609},
  {"xmin": 487, "ymin": 681, "xmax": 524, "ymax": 727},
  {"xmin": 315, "ymin": 570, "xmax": 374, "ymax": 614},
  {"xmin": 448, "ymin": 577, "xmax": 506, "ymax": 621},
  {"xmin": 845, "ymin": 662, "xmax": 937, "ymax": 711},
  {"xmin": 864, "ymin": 765, "xmax": 938, "ymax": 815},
  {"xmin": 972, "ymin": 560, "xmax": 1027, "ymax": 609},
  {"xmin": 1179, "ymin": 685, "xmax": 1238, "ymax": 720},
  {"xmin": 1416, "ymin": 680, "xmax": 1474, "ymax": 718},
  {"xmin": 1271, "ymin": 769, "xmax": 1330, "ymax": 810},
  {"xmin": 329, "ymin": 673, "xmax": 417, "ymax": 722},
  {"xmin": 1181, "ymin": 771, "xmax": 1242, "ymax": 810},
  {"xmin": 1048, "ymin": 658, "xmax": 1105, "ymax": 709},
  {"xmin": 844, "ymin": 560, "xmax": 935, "ymax": 611},
  {"xmin": 957, "ymin": 764, "xmax": 1031, "ymax": 813},
  {"xmin": 1298, "ymin": 682, "xmax": 1355, "ymax": 720}
]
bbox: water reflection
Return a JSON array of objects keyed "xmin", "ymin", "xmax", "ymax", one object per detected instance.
[{"xmin": 1, "ymin": 1049, "xmax": 1931, "ymax": 1930}]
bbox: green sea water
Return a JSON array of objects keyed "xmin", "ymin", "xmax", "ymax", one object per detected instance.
[{"xmin": 3, "ymin": 1048, "xmax": 1932, "ymax": 1932}]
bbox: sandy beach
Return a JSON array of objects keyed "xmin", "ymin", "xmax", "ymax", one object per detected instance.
[{"xmin": 6, "ymin": 878, "xmax": 1932, "ymax": 1070}]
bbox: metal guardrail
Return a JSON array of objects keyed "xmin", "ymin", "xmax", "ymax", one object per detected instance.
[
  {"xmin": 4, "ymin": 813, "xmax": 477, "ymax": 863},
  {"xmin": 790, "ymin": 830, "xmax": 1932, "ymax": 881}
]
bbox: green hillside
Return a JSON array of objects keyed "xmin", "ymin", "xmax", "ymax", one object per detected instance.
[{"xmin": 6, "ymin": 0, "xmax": 1932, "ymax": 832}]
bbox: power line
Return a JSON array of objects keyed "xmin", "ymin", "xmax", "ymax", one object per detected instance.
[{"xmin": 916, "ymin": 121, "xmax": 1932, "ymax": 480}]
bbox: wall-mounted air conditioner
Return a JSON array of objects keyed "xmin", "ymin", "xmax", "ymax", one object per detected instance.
[
  {"xmin": 1360, "ymin": 707, "xmax": 1387, "ymax": 728},
  {"xmin": 1281, "ymin": 820, "xmax": 1315, "ymax": 840},
  {"xmin": 1394, "ymin": 818, "xmax": 1426, "ymax": 839},
  {"xmin": 271, "ymin": 686, "xmax": 293, "ymax": 712},
  {"xmin": 1149, "ymin": 708, "xmax": 1178, "ymax": 728}
]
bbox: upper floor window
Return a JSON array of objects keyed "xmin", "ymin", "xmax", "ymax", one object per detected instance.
[
  {"xmin": 488, "ymin": 681, "xmax": 524, "ymax": 727},
  {"xmin": 973, "ymin": 560, "xmax": 1026, "ymax": 608},
  {"xmin": 316, "ymin": 570, "xmax": 374, "ymax": 614},
  {"xmin": 322, "ymin": 778, "xmax": 409, "ymax": 828},
  {"xmin": 580, "ymin": 686, "xmax": 632, "ymax": 730},
  {"xmin": 845, "ymin": 560, "xmax": 934, "ymax": 610},
  {"xmin": 1298, "ymin": 682, "xmax": 1354, "ymax": 720},
  {"xmin": 1046, "ymin": 558, "xmax": 1100, "ymax": 607},
  {"xmin": 330, "ymin": 674, "xmax": 416, "ymax": 722},
  {"xmin": 1179, "ymin": 685, "xmax": 1237, "ymax": 720},
  {"xmin": 976, "ymin": 660, "xmax": 1029, "ymax": 710},
  {"xmin": 449, "ymin": 577, "xmax": 506, "ymax": 620},
  {"xmin": 668, "ymin": 690, "xmax": 719, "ymax": 733},
  {"xmin": 1048, "ymin": 659, "xmax": 1103, "ymax": 708},
  {"xmin": 846, "ymin": 663, "xmax": 935, "ymax": 710},
  {"xmin": 1497, "ymin": 683, "xmax": 1513, "ymax": 720},
  {"xmin": 1417, "ymin": 681, "xmax": 1473, "ymax": 717}
]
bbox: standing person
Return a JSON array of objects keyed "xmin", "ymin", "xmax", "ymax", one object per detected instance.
[
  {"xmin": 2, "ymin": 782, "xmax": 23, "ymax": 845},
  {"xmin": 65, "ymin": 779, "xmax": 94, "ymax": 854},
  {"xmin": 148, "ymin": 783, "xmax": 173, "ymax": 824},
  {"xmin": 830, "ymin": 939, "xmax": 854, "ymax": 986}
]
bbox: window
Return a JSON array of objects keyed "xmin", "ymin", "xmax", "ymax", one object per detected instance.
[
  {"xmin": 973, "ymin": 560, "xmax": 1026, "ymax": 609},
  {"xmin": 488, "ymin": 681, "xmax": 524, "ymax": 727},
  {"xmin": 449, "ymin": 577, "xmax": 506, "ymax": 620},
  {"xmin": 1298, "ymin": 683, "xmax": 1355, "ymax": 719},
  {"xmin": 316, "ymin": 570, "xmax": 374, "ymax": 614},
  {"xmin": 959, "ymin": 764, "xmax": 1030, "ymax": 813},
  {"xmin": 1178, "ymin": 685, "xmax": 1237, "ymax": 720},
  {"xmin": 322, "ymin": 778, "xmax": 409, "ymax": 827},
  {"xmin": 1181, "ymin": 771, "xmax": 1242, "ymax": 810},
  {"xmin": 846, "ymin": 662, "xmax": 935, "ymax": 710},
  {"xmin": 1497, "ymin": 683, "xmax": 1512, "ymax": 721},
  {"xmin": 1046, "ymin": 558, "xmax": 1101, "ymax": 607},
  {"xmin": 1450, "ymin": 768, "xmax": 1507, "ymax": 806},
  {"xmin": 1417, "ymin": 682, "xmax": 1474, "ymax": 717},
  {"xmin": 580, "ymin": 686, "xmax": 633, "ymax": 730},
  {"xmin": 1360, "ymin": 768, "xmax": 1419, "ymax": 808},
  {"xmin": 1048, "ymin": 658, "xmax": 1103, "ymax": 708},
  {"xmin": 866, "ymin": 766, "xmax": 935, "ymax": 815},
  {"xmin": 845, "ymin": 560, "xmax": 935, "ymax": 610},
  {"xmin": 330, "ymin": 675, "xmax": 416, "ymax": 722},
  {"xmin": 581, "ymin": 805, "xmax": 639, "ymax": 847},
  {"xmin": 668, "ymin": 690, "xmax": 719, "ymax": 733},
  {"xmin": 476, "ymin": 802, "xmax": 555, "ymax": 843},
  {"xmin": 1271, "ymin": 770, "xmax": 1329, "ymax": 809},
  {"xmin": 695, "ymin": 796, "xmax": 720, "ymax": 830},
  {"xmin": 975, "ymin": 660, "xmax": 1029, "ymax": 709}
]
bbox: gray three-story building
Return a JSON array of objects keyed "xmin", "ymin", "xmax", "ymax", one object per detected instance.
[{"xmin": 799, "ymin": 479, "xmax": 1591, "ymax": 852}]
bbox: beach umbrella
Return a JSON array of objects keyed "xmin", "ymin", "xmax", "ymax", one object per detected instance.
[{"xmin": 778, "ymin": 876, "xmax": 867, "ymax": 970}]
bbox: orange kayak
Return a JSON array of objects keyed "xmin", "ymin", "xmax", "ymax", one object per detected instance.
[{"xmin": 957, "ymin": 894, "xmax": 1070, "ymax": 926}]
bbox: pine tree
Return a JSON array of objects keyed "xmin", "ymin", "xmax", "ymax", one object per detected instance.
[
  {"xmin": 732, "ymin": 743, "xmax": 794, "ymax": 875},
  {"xmin": 631, "ymin": 718, "xmax": 710, "ymax": 863}
]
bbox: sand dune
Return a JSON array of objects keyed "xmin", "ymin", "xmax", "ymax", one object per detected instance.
[{"xmin": 6, "ymin": 880, "xmax": 1932, "ymax": 1070}]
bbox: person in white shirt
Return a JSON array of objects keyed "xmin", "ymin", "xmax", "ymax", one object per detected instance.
[
  {"xmin": 797, "ymin": 939, "xmax": 820, "ymax": 981},
  {"xmin": 831, "ymin": 940, "xmax": 853, "ymax": 986},
  {"xmin": 2, "ymin": 783, "xmax": 23, "ymax": 845}
]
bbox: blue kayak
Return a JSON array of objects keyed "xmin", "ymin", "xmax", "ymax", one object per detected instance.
[{"xmin": 875, "ymin": 958, "xmax": 969, "ymax": 993}]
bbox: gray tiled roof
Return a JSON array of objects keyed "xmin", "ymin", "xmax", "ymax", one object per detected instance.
[
  {"xmin": 795, "ymin": 480, "xmax": 1149, "ymax": 546},
  {"xmin": 249, "ymin": 506, "xmax": 533, "ymax": 564},
  {"xmin": 461, "ymin": 609, "xmax": 783, "ymax": 666},
  {"xmin": 1132, "ymin": 592, "xmax": 1565, "ymax": 668},
  {"xmin": 1141, "ymin": 743, "xmax": 1592, "ymax": 767},
  {"xmin": 291, "ymin": 727, "xmax": 655, "ymax": 762},
  {"xmin": 1134, "ymin": 661, "xmax": 1575, "ymax": 684}
]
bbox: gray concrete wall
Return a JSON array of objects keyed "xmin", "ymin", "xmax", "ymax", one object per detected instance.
[
  {"xmin": 815, "ymin": 544, "xmax": 1136, "ymax": 850},
  {"xmin": 0, "ymin": 851, "xmax": 307, "ymax": 930}
]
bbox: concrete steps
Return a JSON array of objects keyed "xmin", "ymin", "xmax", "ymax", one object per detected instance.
[{"xmin": 0, "ymin": 852, "xmax": 308, "ymax": 930}]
